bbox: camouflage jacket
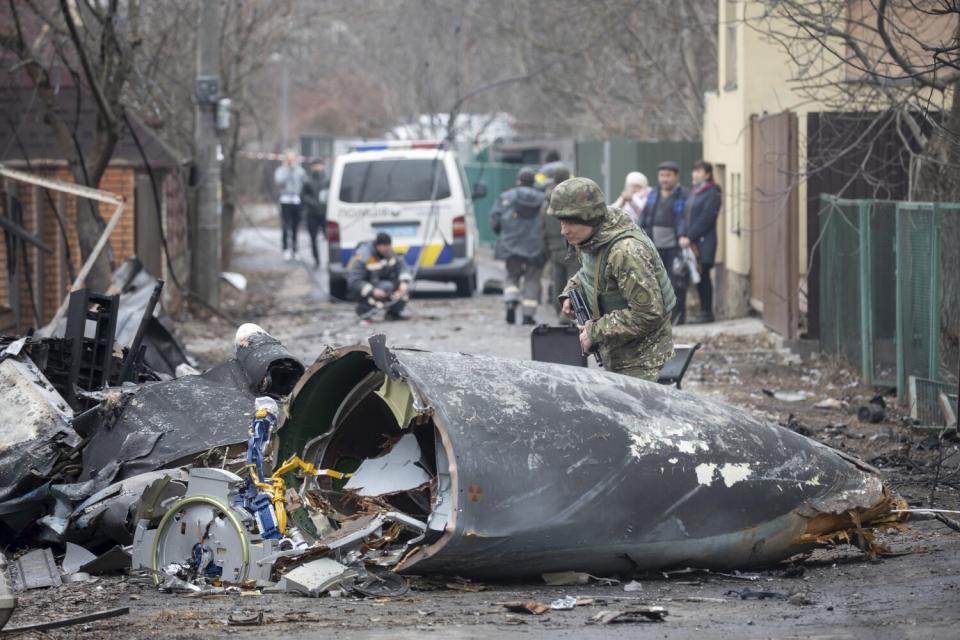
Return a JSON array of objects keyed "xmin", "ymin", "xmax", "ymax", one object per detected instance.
[{"xmin": 561, "ymin": 208, "xmax": 674, "ymax": 374}]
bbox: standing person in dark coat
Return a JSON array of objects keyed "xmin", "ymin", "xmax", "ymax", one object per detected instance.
[
  {"xmin": 639, "ymin": 161, "xmax": 689, "ymax": 324},
  {"xmin": 680, "ymin": 160, "xmax": 722, "ymax": 323},
  {"xmin": 301, "ymin": 158, "xmax": 329, "ymax": 270},
  {"xmin": 490, "ymin": 167, "xmax": 547, "ymax": 325}
]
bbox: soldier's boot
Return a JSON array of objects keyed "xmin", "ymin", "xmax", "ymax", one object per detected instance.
[
  {"xmin": 505, "ymin": 301, "xmax": 518, "ymax": 324},
  {"xmin": 521, "ymin": 315, "xmax": 536, "ymax": 326}
]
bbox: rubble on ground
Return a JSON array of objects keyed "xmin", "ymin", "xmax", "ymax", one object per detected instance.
[{"xmin": 0, "ymin": 276, "xmax": 923, "ymax": 630}]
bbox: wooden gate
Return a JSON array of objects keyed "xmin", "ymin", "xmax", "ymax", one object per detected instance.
[{"xmin": 750, "ymin": 112, "xmax": 799, "ymax": 338}]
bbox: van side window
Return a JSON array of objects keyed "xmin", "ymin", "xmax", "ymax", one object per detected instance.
[{"xmin": 339, "ymin": 159, "xmax": 451, "ymax": 203}]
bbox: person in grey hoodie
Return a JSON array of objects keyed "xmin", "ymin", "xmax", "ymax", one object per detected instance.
[
  {"xmin": 490, "ymin": 167, "xmax": 547, "ymax": 325},
  {"xmin": 273, "ymin": 149, "xmax": 307, "ymax": 261}
]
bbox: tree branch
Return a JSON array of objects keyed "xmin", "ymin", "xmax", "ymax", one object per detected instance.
[{"xmin": 59, "ymin": 0, "xmax": 116, "ymax": 125}]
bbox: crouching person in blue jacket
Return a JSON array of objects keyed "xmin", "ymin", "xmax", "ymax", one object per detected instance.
[{"xmin": 347, "ymin": 232, "xmax": 412, "ymax": 320}]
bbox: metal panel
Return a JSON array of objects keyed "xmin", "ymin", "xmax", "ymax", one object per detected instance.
[
  {"xmin": 818, "ymin": 197, "xmax": 956, "ymax": 396},
  {"xmin": 750, "ymin": 112, "xmax": 799, "ymax": 338},
  {"xmin": 576, "ymin": 139, "xmax": 703, "ymax": 198},
  {"xmin": 574, "ymin": 141, "xmax": 604, "ymax": 186},
  {"xmin": 805, "ymin": 112, "xmax": 914, "ymax": 339},
  {"xmin": 817, "ymin": 196, "xmax": 863, "ymax": 368},
  {"xmin": 463, "ymin": 162, "xmax": 521, "ymax": 247},
  {"xmin": 896, "ymin": 202, "xmax": 943, "ymax": 394}
]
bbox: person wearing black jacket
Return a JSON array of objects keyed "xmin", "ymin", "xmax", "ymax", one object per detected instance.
[
  {"xmin": 300, "ymin": 158, "xmax": 329, "ymax": 269},
  {"xmin": 680, "ymin": 160, "xmax": 722, "ymax": 323},
  {"xmin": 639, "ymin": 161, "xmax": 689, "ymax": 324}
]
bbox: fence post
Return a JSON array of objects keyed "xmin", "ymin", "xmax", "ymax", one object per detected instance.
[
  {"xmin": 895, "ymin": 203, "xmax": 905, "ymax": 400},
  {"xmin": 858, "ymin": 200, "xmax": 873, "ymax": 386},
  {"xmin": 928, "ymin": 202, "xmax": 942, "ymax": 380}
]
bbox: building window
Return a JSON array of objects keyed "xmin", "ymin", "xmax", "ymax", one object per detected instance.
[{"xmin": 724, "ymin": 0, "xmax": 738, "ymax": 91}]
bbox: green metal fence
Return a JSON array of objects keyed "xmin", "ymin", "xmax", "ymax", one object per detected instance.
[
  {"xmin": 466, "ymin": 141, "xmax": 702, "ymax": 247},
  {"xmin": 575, "ymin": 138, "xmax": 702, "ymax": 196},
  {"xmin": 464, "ymin": 162, "xmax": 522, "ymax": 247},
  {"xmin": 818, "ymin": 196, "xmax": 959, "ymax": 399}
]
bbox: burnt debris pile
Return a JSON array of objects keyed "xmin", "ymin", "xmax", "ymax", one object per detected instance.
[{"xmin": 0, "ymin": 290, "xmax": 914, "ymax": 628}]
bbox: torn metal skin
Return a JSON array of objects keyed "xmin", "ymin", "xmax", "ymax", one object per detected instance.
[{"xmin": 282, "ymin": 338, "xmax": 906, "ymax": 580}]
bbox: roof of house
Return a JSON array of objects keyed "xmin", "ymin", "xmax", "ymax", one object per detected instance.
[{"xmin": 0, "ymin": 85, "xmax": 185, "ymax": 171}]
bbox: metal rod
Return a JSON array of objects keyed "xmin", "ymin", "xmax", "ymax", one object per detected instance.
[
  {"xmin": 0, "ymin": 212, "xmax": 52, "ymax": 253},
  {"xmin": 0, "ymin": 164, "xmax": 123, "ymax": 205},
  {"xmin": 119, "ymin": 279, "xmax": 165, "ymax": 382},
  {"xmin": 2, "ymin": 607, "xmax": 129, "ymax": 633}
]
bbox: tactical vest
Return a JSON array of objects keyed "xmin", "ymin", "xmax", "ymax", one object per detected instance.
[{"xmin": 582, "ymin": 228, "xmax": 676, "ymax": 320}]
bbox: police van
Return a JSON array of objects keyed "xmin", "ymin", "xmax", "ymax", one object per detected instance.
[{"xmin": 326, "ymin": 141, "xmax": 484, "ymax": 299}]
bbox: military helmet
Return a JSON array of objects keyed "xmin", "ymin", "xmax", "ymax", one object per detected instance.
[
  {"xmin": 546, "ymin": 176, "xmax": 608, "ymax": 224},
  {"xmin": 517, "ymin": 166, "xmax": 536, "ymax": 186}
]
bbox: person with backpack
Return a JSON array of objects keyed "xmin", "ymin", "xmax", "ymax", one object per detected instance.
[{"xmin": 490, "ymin": 167, "xmax": 547, "ymax": 325}]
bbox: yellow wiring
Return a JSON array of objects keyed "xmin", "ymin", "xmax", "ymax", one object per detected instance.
[{"xmin": 245, "ymin": 456, "xmax": 352, "ymax": 535}]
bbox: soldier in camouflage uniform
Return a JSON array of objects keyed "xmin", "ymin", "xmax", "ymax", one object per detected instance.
[{"xmin": 547, "ymin": 177, "xmax": 675, "ymax": 380}]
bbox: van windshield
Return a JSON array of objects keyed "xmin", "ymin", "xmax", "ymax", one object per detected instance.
[{"xmin": 339, "ymin": 159, "xmax": 451, "ymax": 203}]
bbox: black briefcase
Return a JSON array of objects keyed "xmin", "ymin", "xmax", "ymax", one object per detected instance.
[{"xmin": 530, "ymin": 324, "xmax": 587, "ymax": 367}]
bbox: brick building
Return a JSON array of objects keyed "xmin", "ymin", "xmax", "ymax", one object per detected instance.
[{"xmin": 1, "ymin": 86, "xmax": 189, "ymax": 332}]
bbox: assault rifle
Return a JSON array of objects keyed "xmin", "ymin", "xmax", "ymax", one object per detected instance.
[{"xmin": 569, "ymin": 289, "xmax": 603, "ymax": 367}]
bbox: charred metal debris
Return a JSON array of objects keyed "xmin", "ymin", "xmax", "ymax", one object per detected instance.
[{"xmin": 0, "ymin": 286, "xmax": 918, "ymax": 627}]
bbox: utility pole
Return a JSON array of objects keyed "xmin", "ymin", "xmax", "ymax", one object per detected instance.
[
  {"xmin": 192, "ymin": 0, "xmax": 222, "ymax": 309},
  {"xmin": 280, "ymin": 57, "xmax": 290, "ymax": 149}
]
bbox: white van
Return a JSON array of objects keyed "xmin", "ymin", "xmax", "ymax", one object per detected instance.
[{"xmin": 326, "ymin": 141, "xmax": 483, "ymax": 299}]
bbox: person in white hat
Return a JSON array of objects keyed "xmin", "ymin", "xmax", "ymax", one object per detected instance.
[{"xmin": 612, "ymin": 171, "xmax": 651, "ymax": 226}]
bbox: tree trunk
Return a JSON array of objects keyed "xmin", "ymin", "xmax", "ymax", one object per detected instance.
[{"xmin": 18, "ymin": 59, "xmax": 115, "ymax": 292}]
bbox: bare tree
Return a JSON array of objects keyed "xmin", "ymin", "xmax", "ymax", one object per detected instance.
[
  {"xmin": 1, "ymin": 0, "xmax": 142, "ymax": 291},
  {"xmin": 489, "ymin": 0, "xmax": 717, "ymax": 140},
  {"xmin": 130, "ymin": 1, "xmax": 347, "ymax": 268},
  {"xmin": 756, "ymin": 0, "xmax": 959, "ymax": 201}
]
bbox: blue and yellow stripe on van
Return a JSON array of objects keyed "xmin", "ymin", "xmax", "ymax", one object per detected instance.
[{"xmin": 340, "ymin": 242, "xmax": 454, "ymax": 268}]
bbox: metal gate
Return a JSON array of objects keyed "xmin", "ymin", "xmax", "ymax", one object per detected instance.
[{"xmin": 750, "ymin": 112, "xmax": 799, "ymax": 338}]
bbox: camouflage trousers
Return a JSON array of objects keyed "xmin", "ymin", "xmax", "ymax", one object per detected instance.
[{"xmin": 611, "ymin": 363, "xmax": 662, "ymax": 382}]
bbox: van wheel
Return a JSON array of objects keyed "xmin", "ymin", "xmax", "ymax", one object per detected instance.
[
  {"xmin": 455, "ymin": 274, "xmax": 475, "ymax": 297},
  {"xmin": 329, "ymin": 277, "xmax": 348, "ymax": 302}
]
